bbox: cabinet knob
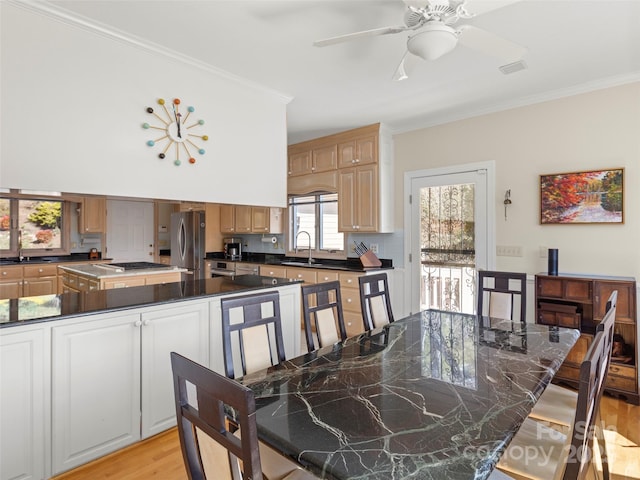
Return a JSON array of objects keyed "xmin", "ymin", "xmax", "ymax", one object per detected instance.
[
  {"xmin": 143, "ymin": 319, "xmax": 150, "ymax": 326},
  {"xmin": 347, "ymin": 279, "xmax": 352, "ymax": 284},
  {"xmin": 39, "ymin": 268, "xmax": 43, "ymax": 273},
  {"xmin": 134, "ymin": 320, "xmax": 142, "ymax": 327},
  {"xmin": 2, "ymin": 272, "xmax": 6, "ymax": 276},
  {"xmin": 347, "ymin": 298, "xmax": 352, "ymax": 303}
]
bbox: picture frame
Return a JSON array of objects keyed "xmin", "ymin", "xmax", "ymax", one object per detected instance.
[{"xmin": 540, "ymin": 168, "xmax": 624, "ymax": 224}]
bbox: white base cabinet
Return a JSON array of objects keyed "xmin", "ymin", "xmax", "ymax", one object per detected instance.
[
  {"xmin": 51, "ymin": 312, "xmax": 142, "ymax": 475},
  {"xmin": 1, "ymin": 325, "xmax": 50, "ymax": 480},
  {"xmin": 140, "ymin": 303, "xmax": 209, "ymax": 438},
  {"xmin": 51, "ymin": 301, "xmax": 209, "ymax": 475}
]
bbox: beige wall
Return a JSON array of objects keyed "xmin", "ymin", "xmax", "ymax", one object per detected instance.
[{"xmin": 394, "ymin": 82, "xmax": 640, "ymax": 279}]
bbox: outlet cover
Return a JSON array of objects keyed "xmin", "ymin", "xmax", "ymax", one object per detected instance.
[{"xmin": 369, "ymin": 243, "xmax": 379, "ymax": 254}]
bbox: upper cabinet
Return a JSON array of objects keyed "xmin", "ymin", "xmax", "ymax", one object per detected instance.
[
  {"xmin": 78, "ymin": 196, "xmax": 106, "ymax": 233},
  {"xmin": 287, "ymin": 123, "xmax": 393, "ymax": 233},
  {"xmin": 220, "ymin": 205, "xmax": 283, "ymax": 234}
]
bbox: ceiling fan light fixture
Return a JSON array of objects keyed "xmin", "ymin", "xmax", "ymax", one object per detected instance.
[{"xmin": 407, "ymin": 24, "xmax": 458, "ymax": 60}]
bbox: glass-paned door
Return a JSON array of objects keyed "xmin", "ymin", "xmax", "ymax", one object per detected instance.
[{"xmin": 409, "ymin": 168, "xmax": 491, "ymax": 315}]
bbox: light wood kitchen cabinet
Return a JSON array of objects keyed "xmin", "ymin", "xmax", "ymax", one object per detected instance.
[
  {"xmin": 22, "ymin": 264, "xmax": 58, "ymax": 297},
  {"xmin": 536, "ymin": 273, "xmax": 638, "ymax": 404},
  {"xmin": 0, "ymin": 325, "xmax": 49, "ymax": 480},
  {"xmin": 339, "ymin": 271, "xmax": 366, "ymax": 337},
  {"xmin": 338, "ymin": 164, "xmax": 378, "ymax": 232},
  {"xmin": 0, "ymin": 265, "xmax": 23, "ymax": 299},
  {"xmin": 260, "ymin": 265, "xmax": 287, "ymax": 278},
  {"xmin": 51, "ymin": 302, "xmax": 209, "ymax": 474},
  {"xmin": 288, "ymin": 145, "xmax": 337, "ymax": 177},
  {"xmin": 179, "ymin": 202, "xmax": 205, "ymax": 212},
  {"xmin": 220, "ymin": 205, "xmax": 283, "ymax": 234},
  {"xmin": 205, "ymin": 203, "xmax": 224, "ymax": 253},
  {"xmin": 220, "ymin": 204, "xmax": 236, "ymax": 233},
  {"xmin": 78, "ymin": 196, "xmax": 106, "ymax": 233},
  {"xmin": 338, "ymin": 133, "xmax": 377, "ymax": 168},
  {"xmin": 252, "ymin": 207, "xmax": 283, "ymax": 234},
  {"xmin": 234, "ymin": 205, "xmax": 253, "ymax": 233},
  {"xmin": 287, "ymin": 123, "xmax": 393, "ymax": 233}
]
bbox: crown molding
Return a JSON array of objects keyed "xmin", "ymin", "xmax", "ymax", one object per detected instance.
[
  {"xmin": 391, "ymin": 72, "xmax": 640, "ymax": 136},
  {"xmin": 7, "ymin": 0, "xmax": 293, "ymax": 105}
]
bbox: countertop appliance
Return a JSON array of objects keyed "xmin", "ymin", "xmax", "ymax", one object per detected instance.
[
  {"xmin": 210, "ymin": 260, "xmax": 236, "ymax": 277},
  {"xmin": 171, "ymin": 211, "xmax": 206, "ymax": 280},
  {"xmin": 223, "ymin": 237, "xmax": 242, "ymax": 260}
]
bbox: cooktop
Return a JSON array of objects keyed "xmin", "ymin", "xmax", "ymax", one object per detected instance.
[{"xmin": 107, "ymin": 262, "xmax": 169, "ymax": 270}]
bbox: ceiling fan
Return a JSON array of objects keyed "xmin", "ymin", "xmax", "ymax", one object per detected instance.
[{"xmin": 313, "ymin": 0, "xmax": 527, "ymax": 80}]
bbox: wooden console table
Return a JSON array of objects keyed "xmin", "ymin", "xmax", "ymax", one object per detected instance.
[{"xmin": 535, "ymin": 272, "xmax": 638, "ymax": 404}]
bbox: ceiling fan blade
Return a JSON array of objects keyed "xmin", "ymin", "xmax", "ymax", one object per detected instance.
[
  {"xmin": 457, "ymin": 24, "xmax": 526, "ymax": 62},
  {"xmin": 461, "ymin": 0, "xmax": 522, "ymax": 17},
  {"xmin": 313, "ymin": 25, "xmax": 407, "ymax": 47},
  {"xmin": 392, "ymin": 50, "xmax": 421, "ymax": 81}
]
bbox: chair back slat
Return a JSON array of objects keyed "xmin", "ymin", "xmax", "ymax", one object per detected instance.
[
  {"xmin": 477, "ymin": 271, "xmax": 526, "ymax": 322},
  {"xmin": 359, "ymin": 273, "xmax": 394, "ymax": 331},
  {"xmin": 302, "ymin": 281, "xmax": 347, "ymax": 351},
  {"xmin": 221, "ymin": 291, "xmax": 286, "ymax": 379},
  {"xmin": 171, "ymin": 352, "xmax": 263, "ymax": 480}
]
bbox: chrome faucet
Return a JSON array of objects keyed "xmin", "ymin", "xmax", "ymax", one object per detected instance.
[{"xmin": 294, "ymin": 230, "xmax": 314, "ymax": 264}]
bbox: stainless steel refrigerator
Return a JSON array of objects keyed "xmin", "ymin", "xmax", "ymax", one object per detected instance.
[{"xmin": 171, "ymin": 211, "xmax": 206, "ymax": 280}]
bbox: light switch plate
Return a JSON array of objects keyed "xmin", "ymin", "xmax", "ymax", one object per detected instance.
[{"xmin": 496, "ymin": 245, "xmax": 523, "ymax": 257}]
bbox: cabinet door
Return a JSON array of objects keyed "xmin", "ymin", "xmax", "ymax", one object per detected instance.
[
  {"xmin": 22, "ymin": 276, "xmax": 57, "ymax": 296},
  {"xmin": 220, "ymin": 204, "xmax": 236, "ymax": 233},
  {"xmin": 205, "ymin": 203, "xmax": 224, "ymax": 253},
  {"xmin": 1, "ymin": 326, "xmax": 48, "ymax": 480},
  {"xmin": 235, "ymin": 206, "xmax": 252, "ymax": 233},
  {"xmin": 79, "ymin": 197, "xmax": 106, "ymax": 233},
  {"xmin": 338, "ymin": 168, "xmax": 357, "ymax": 232},
  {"xmin": 260, "ymin": 265, "xmax": 287, "ymax": 278},
  {"xmin": 312, "ymin": 145, "xmax": 338, "ymax": 173},
  {"xmin": 51, "ymin": 313, "xmax": 141, "ymax": 474},
  {"xmin": 0, "ymin": 266, "xmax": 23, "ymax": 300},
  {"xmin": 288, "ymin": 150, "xmax": 312, "ymax": 176},
  {"xmin": 251, "ymin": 206, "xmax": 270, "ymax": 233},
  {"xmin": 354, "ymin": 164, "xmax": 378, "ymax": 232},
  {"xmin": 594, "ymin": 280, "xmax": 635, "ymax": 323},
  {"xmin": 338, "ymin": 135, "xmax": 377, "ymax": 168},
  {"xmin": 286, "ymin": 267, "xmax": 317, "ymax": 284},
  {"xmin": 140, "ymin": 302, "xmax": 209, "ymax": 438}
]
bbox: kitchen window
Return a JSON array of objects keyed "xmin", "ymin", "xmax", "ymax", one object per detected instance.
[
  {"xmin": 288, "ymin": 193, "xmax": 345, "ymax": 256},
  {"xmin": 0, "ymin": 192, "xmax": 71, "ymax": 258}
]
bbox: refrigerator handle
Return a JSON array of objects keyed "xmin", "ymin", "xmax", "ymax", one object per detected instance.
[{"xmin": 178, "ymin": 217, "xmax": 187, "ymax": 262}]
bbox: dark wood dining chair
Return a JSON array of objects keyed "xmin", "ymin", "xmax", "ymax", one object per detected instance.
[
  {"xmin": 170, "ymin": 352, "xmax": 315, "ymax": 480},
  {"xmin": 496, "ymin": 304, "xmax": 616, "ymax": 480},
  {"xmin": 529, "ymin": 290, "xmax": 618, "ymax": 429},
  {"xmin": 221, "ymin": 291, "xmax": 286, "ymax": 379},
  {"xmin": 476, "ymin": 270, "xmax": 526, "ymax": 322},
  {"xmin": 301, "ymin": 281, "xmax": 347, "ymax": 352},
  {"xmin": 359, "ymin": 273, "xmax": 394, "ymax": 331}
]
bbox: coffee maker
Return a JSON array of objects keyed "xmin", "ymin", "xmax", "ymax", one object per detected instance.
[{"xmin": 223, "ymin": 237, "xmax": 242, "ymax": 260}]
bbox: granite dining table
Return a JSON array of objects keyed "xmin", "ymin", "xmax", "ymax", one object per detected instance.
[{"xmin": 237, "ymin": 309, "xmax": 580, "ymax": 480}]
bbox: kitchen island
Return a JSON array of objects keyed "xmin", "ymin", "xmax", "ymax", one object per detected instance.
[
  {"xmin": 0, "ymin": 275, "xmax": 302, "ymax": 479},
  {"xmin": 58, "ymin": 261, "xmax": 187, "ymax": 292}
]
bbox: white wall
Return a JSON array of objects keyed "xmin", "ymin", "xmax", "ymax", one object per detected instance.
[
  {"xmin": 0, "ymin": 2, "xmax": 289, "ymax": 208},
  {"xmin": 394, "ymin": 82, "xmax": 640, "ymax": 281}
]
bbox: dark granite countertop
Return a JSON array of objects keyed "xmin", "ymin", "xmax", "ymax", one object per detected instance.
[
  {"xmin": 0, "ymin": 254, "xmax": 111, "ymax": 266},
  {"xmin": 238, "ymin": 311, "xmax": 580, "ymax": 480},
  {"xmin": 0, "ymin": 276, "xmax": 300, "ymax": 328}
]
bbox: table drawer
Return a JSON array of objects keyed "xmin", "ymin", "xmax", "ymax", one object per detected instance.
[
  {"xmin": 605, "ymin": 374, "xmax": 637, "ymax": 393},
  {"xmin": 608, "ymin": 363, "xmax": 635, "ymax": 378}
]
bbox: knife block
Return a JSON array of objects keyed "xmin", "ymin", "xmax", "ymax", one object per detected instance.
[{"xmin": 359, "ymin": 250, "xmax": 382, "ymax": 268}]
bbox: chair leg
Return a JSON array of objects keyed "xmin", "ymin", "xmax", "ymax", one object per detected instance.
[{"xmin": 594, "ymin": 411, "xmax": 610, "ymax": 480}]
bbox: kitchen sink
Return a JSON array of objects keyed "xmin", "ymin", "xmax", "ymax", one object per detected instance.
[{"xmin": 280, "ymin": 261, "xmax": 325, "ymax": 268}]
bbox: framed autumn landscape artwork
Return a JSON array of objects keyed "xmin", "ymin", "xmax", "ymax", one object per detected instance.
[{"xmin": 540, "ymin": 168, "xmax": 624, "ymax": 224}]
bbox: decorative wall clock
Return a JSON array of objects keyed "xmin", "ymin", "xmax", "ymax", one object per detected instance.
[{"xmin": 142, "ymin": 98, "xmax": 208, "ymax": 166}]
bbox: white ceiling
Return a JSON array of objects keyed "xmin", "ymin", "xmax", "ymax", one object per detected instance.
[{"xmin": 48, "ymin": 0, "xmax": 640, "ymax": 144}]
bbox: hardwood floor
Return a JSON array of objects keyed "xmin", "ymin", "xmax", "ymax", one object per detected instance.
[{"xmin": 51, "ymin": 392, "xmax": 639, "ymax": 480}]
